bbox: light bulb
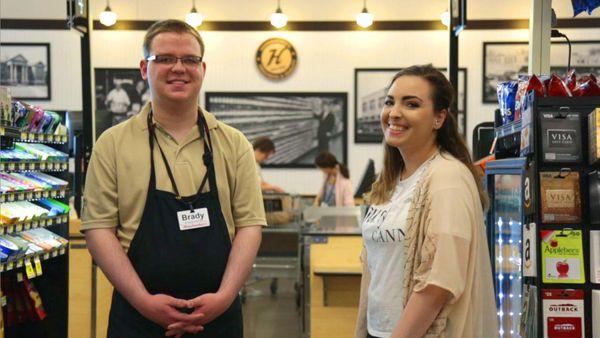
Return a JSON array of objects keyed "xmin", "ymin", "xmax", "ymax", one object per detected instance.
[
  {"xmin": 99, "ymin": 6, "xmax": 117, "ymax": 27},
  {"xmin": 356, "ymin": 9, "xmax": 373, "ymax": 28},
  {"xmin": 270, "ymin": 9, "xmax": 287, "ymax": 28},
  {"xmin": 441, "ymin": 11, "xmax": 450, "ymax": 27},
  {"xmin": 186, "ymin": 9, "xmax": 204, "ymax": 27}
]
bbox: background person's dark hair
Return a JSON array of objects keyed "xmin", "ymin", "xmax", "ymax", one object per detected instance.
[
  {"xmin": 252, "ymin": 136, "xmax": 276, "ymax": 153},
  {"xmin": 143, "ymin": 19, "xmax": 205, "ymax": 58},
  {"xmin": 315, "ymin": 151, "xmax": 350, "ymax": 179},
  {"xmin": 369, "ymin": 64, "xmax": 488, "ymax": 210}
]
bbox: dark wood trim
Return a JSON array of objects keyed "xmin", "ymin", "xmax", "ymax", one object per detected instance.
[
  {"xmin": 92, "ymin": 18, "xmax": 600, "ymax": 31},
  {"xmin": 2, "ymin": 18, "xmax": 598, "ymax": 31},
  {"xmin": 1, "ymin": 19, "xmax": 69, "ymax": 30}
]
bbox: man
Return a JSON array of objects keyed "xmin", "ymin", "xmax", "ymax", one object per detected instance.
[
  {"xmin": 105, "ymin": 80, "xmax": 131, "ymax": 125},
  {"xmin": 82, "ymin": 20, "xmax": 265, "ymax": 338},
  {"xmin": 252, "ymin": 136, "xmax": 284, "ymax": 193}
]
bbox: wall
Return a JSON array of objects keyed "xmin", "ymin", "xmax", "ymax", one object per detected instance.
[{"xmin": 2, "ymin": 0, "xmax": 600, "ymax": 194}]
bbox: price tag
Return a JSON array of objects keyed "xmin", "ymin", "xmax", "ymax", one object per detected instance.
[
  {"xmin": 51, "ymin": 250, "xmax": 58, "ymax": 257},
  {"xmin": 25, "ymin": 260, "xmax": 36, "ymax": 279},
  {"xmin": 0, "ymin": 264, "xmax": 4, "ymax": 272},
  {"xmin": 0, "ymin": 195, "xmax": 4, "ymax": 203},
  {"xmin": 32, "ymin": 220, "xmax": 39, "ymax": 227},
  {"xmin": 16, "ymin": 260, "xmax": 23, "ymax": 268},
  {"xmin": 1, "ymin": 295, "xmax": 6, "ymax": 307},
  {"xmin": 39, "ymin": 162, "xmax": 46, "ymax": 170},
  {"xmin": 17, "ymin": 192, "xmax": 24, "ymax": 200},
  {"xmin": 16, "ymin": 223, "xmax": 23, "ymax": 232},
  {"xmin": 42, "ymin": 190, "xmax": 49, "ymax": 198},
  {"xmin": 43, "ymin": 253, "xmax": 50, "ymax": 260},
  {"xmin": 20, "ymin": 132, "xmax": 27, "ymax": 140},
  {"xmin": 59, "ymin": 247, "xmax": 65, "ymax": 255},
  {"xmin": 34, "ymin": 256, "xmax": 43, "ymax": 276},
  {"xmin": 24, "ymin": 222, "xmax": 31, "ymax": 230},
  {"xmin": 26, "ymin": 192, "xmax": 33, "ymax": 200},
  {"xmin": 62, "ymin": 215, "xmax": 68, "ymax": 223},
  {"xmin": 17, "ymin": 272, "xmax": 24, "ymax": 282},
  {"xmin": 47, "ymin": 218, "xmax": 54, "ymax": 226},
  {"xmin": 50, "ymin": 190, "xmax": 57, "ymax": 198},
  {"xmin": 0, "ymin": 227, "xmax": 5, "ymax": 235},
  {"xmin": 8, "ymin": 163, "xmax": 15, "ymax": 171},
  {"xmin": 18, "ymin": 163, "xmax": 26, "ymax": 171},
  {"xmin": 0, "ymin": 163, "xmax": 4, "ymax": 170},
  {"xmin": 28, "ymin": 133, "xmax": 35, "ymax": 141},
  {"xmin": 7, "ymin": 194, "xmax": 14, "ymax": 202},
  {"xmin": 7, "ymin": 225, "xmax": 14, "ymax": 233},
  {"xmin": 7, "ymin": 261, "xmax": 13, "ymax": 270}
]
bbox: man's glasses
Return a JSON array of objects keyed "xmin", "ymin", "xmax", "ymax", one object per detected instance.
[{"xmin": 146, "ymin": 55, "xmax": 203, "ymax": 67}]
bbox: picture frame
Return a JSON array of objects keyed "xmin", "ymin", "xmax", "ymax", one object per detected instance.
[
  {"xmin": 205, "ymin": 92, "xmax": 347, "ymax": 168},
  {"xmin": 94, "ymin": 68, "xmax": 149, "ymax": 139},
  {"xmin": 0, "ymin": 43, "xmax": 51, "ymax": 100},
  {"xmin": 482, "ymin": 40, "xmax": 600, "ymax": 103},
  {"xmin": 354, "ymin": 67, "xmax": 467, "ymax": 143}
]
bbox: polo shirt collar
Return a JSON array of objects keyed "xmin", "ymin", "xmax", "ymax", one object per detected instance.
[{"xmin": 136, "ymin": 102, "xmax": 219, "ymax": 131}]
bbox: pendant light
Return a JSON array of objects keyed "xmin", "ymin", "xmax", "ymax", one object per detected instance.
[
  {"xmin": 99, "ymin": 0, "xmax": 118, "ymax": 27},
  {"xmin": 185, "ymin": 0, "xmax": 204, "ymax": 28},
  {"xmin": 356, "ymin": 0, "xmax": 374, "ymax": 28},
  {"xmin": 440, "ymin": 10, "xmax": 450, "ymax": 27},
  {"xmin": 270, "ymin": 0, "xmax": 288, "ymax": 29}
]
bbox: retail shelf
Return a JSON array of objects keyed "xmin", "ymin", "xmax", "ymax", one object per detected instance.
[
  {"xmin": 0, "ymin": 214, "xmax": 69, "ymax": 235},
  {"xmin": 0, "ymin": 160, "xmax": 68, "ymax": 172},
  {"xmin": 494, "ymin": 119, "xmax": 523, "ymax": 138},
  {"xmin": 0, "ymin": 125, "xmax": 68, "ymax": 144},
  {"xmin": 0, "ymin": 244, "xmax": 67, "ymax": 273},
  {"xmin": 0, "ymin": 188, "xmax": 69, "ymax": 203}
]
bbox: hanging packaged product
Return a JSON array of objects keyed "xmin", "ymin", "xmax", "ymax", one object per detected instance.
[
  {"xmin": 540, "ymin": 171, "xmax": 581, "ymax": 224},
  {"xmin": 589, "ymin": 108, "xmax": 600, "ymax": 166},
  {"xmin": 593, "ymin": 290, "xmax": 600, "ymax": 338},
  {"xmin": 542, "ymin": 289, "xmax": 585, "ymax": 338},
  {"xmin": 520, "ymin": 285, "xmax": 539, "ymax": 337},
  {"xmin": 22, "ymin": 276, "xmax": 46, "ymax": 321},
  {"xmin": 541, "ymin": 229, "xmax": 585, "ymax": 284},
  {"xmin": 539, "ymin": 112, "xmax": 582, "ymax": 163},
  {"xmin": 591, "ymin": 231, "xmax": 600, "ymax": 284},
  {"xmin": 523, "ymin": 222, "xmax": 537, "ymax": 277},
  {"xmin": 546, "ymin": 74, "xmax": 573, "ymax": 97},
  {"xmin": 589, "ymin": 171, "xmax": 600, "ymax": 224},
  {"xmin": 497, "ymin": 81, "xmax": 519, "ymax": 126}
]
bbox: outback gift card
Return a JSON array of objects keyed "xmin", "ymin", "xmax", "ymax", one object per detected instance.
[{"xmin": 542, "ymin": 289, "xmax": 584, "ymax": 338}]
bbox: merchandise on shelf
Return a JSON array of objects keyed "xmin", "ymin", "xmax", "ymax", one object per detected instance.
[
  {"xmin": 1, "ymin": 274, "xmax": 46, "ymax": 327},
  {"xmin": 593, "ymin": 290, "xmax": 600, "ymax": 338},
  {"xmin": 0, "ymin": 173, "xmax": 68, "ymax": 194},
  {"xmin": 542, "ymin": 289, "xmax": 585, "ymax": 338},
  {"xmin": 539, "ymin": 171, "xmax": 581, "ymax": 224},
  {"xmin": 10, "ymin": 101, "xmax": 63, "ymax": 135},
  {"xmin": 13, "ymin": 143, "xmax": 68, "ymax": 162},
  {"xmin": 591, "ymin": 231, "xmax": 600, "ymax": 284},
  {"xmin": 539, "ymin": 112, "xmax": 582, "ymax": 163},
  {"xmin": 590, "ymin": 171, "xmax": 600, "ymax": 224},
  {"xmin": 590, "ymin": 108, "xmax": 600, "ymax": 165},
  {"xmin": 541, "ymin": 230, "xmax": 585, "ymax": 284},
  {"xmin": 0, "ymin": 228, "xmax": 67, "ymax": 263},
  {"xmin": 0, "ymin": 199, "xmax": 69, "ymax": 226}
]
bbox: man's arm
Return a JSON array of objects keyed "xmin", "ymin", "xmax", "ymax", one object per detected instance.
[
  {"xmin": 85, "ymin": 228, "xmax": 203, "ymax": 331},
  {"xmin": 261, "ymin": 180, "xmax": 284, "ymax": 193}
]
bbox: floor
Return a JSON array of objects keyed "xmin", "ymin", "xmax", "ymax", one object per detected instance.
[{"xmin": 242, "ymin": 277, "xmax": 301, "ymax": 338}]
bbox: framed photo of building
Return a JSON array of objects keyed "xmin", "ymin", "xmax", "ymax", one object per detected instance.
[
  {"xmin": 354, "ymin": 67, "xmax": 467, "ymax": 143},
  {"xmin": 205, "ymin": 92, "xmax": 347, "ymax": 168},
  {"xmin": 0, "ymin": 43, "xmax": 51, "ymax": 100},
  {"xmin": 94, "ymin": 68, "xmax": 149, "ymax": 139},
  {"xmin": 482, "ymin": 40, "xmax": 600, "ymax": 103}
]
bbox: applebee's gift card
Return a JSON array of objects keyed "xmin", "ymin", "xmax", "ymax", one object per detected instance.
[
  {"xmin": 541, "ymin": 229, "xmax": 585, "ymax": 284},
  {"xmin": 542, "ymin": 289, "xmax": 585, "ymax": 338}
]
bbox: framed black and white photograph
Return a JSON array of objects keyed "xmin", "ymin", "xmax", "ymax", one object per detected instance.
[
  {"xmin": 205, "ymin": 92, "xmax": 347, "ymax": 168},
  {"xmin": 482, "ymin": 40, "xmax": 600, "ymax": 103},
  {"xmin": 94, "ymin": 68, "xmax": 149, "ymax": 139},
  {"xmin": 0, "ymin": 43, "xmax": 51, "ymax": 100},
  {"xmin": 354, "ymin": 67, "xmax": 467, "ymax": 143},
  {"xmin": 482, "ymin": 42, "xmax": 528, "ymax": 103}
]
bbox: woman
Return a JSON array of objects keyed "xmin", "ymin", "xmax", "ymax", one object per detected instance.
[
  {"xmin": 313, "ymin": 151, "xmax": 354, "ymax": 207},
  {"xmin": 355, "ymin": 65, "xmax": 497, "ymax": 338}
]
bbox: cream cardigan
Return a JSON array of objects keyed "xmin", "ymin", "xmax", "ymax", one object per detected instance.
[{"xmin": 355, "ymin": 152, "xmax": 498, "ymax": 338}]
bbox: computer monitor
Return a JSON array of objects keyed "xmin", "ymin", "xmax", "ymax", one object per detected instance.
[{"xmin": 354, "ymin": 159, "xmax": 376, "ymax": 198}]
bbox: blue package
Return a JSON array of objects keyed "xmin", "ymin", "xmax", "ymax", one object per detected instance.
[
  {"xmin": 572, "ymin": 0, "xmax": 600, "ymax": 15},
  {"xmin": 497, "ymin": 81, "xmax": 519, "ymax": 125}
]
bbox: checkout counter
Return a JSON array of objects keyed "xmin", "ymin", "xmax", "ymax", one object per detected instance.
[{"xmin": 299, "ymin": 207, "xmax": 363, "ymax": 338}]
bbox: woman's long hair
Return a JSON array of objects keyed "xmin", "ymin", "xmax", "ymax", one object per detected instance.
[
  {"xmin": 368, "ymin": 65, "xmax": 488, "ymax": 210},
  {"xmin": 315, "ymin": 151, "xmax": 350, "ymax": 179}
]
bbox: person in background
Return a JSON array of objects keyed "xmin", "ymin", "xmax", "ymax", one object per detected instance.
[
  {"xmin": 105, "ymin": 80, "xmax": 131, "ymax": 125},
  {"xmin": 253, "ymin": 136, "xmax": 285, "ymax": 193},
  {"xmin": 355, "ymin": 65, "xmax": 497, "ymax": 338},
  {"xmin": 313, "ymin": 151, "xmax": 354, "ymax": 207},
  {"xmin": 82, "ymin": 19, "xmax": 265, "ymax": 338}
]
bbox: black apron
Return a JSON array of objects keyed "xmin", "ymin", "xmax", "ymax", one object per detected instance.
[{"xmin": 107, "ymin": 111, "xmax": 243, "ymax": 337}]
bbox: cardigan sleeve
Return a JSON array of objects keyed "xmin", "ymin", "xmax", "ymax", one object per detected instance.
[{"xmin": 412, "ymin": 184, "xmax": 476, "ymax": 302}]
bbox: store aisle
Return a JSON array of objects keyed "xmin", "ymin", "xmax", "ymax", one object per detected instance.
[{"xmin": 242, "ymin": 278, "xmax": 301, "ymax": 338}]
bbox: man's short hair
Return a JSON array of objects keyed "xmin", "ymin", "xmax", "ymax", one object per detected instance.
[
  {"xmin": 253, "ymin": 137, "xmax": 275, "ymax": 153},
  {"xmin": 143, "ymin": 19, "xmax": 205, "ymax": 58}
]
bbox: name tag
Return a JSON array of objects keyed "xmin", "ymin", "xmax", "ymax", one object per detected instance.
[{"xmin": 177, "ymin": 208, "xmax": 210, "ymax": 231}]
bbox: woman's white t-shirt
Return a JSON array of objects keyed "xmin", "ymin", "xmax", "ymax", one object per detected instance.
[{"xmin": 362, "ymin": 162, "xmax": 429, "ymax": 338}]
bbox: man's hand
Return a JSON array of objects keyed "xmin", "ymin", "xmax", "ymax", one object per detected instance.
[
  {"xmin": 165, "ymin": 291, "xmax": 234, "ymax": 336},
  {"xmin": 135, "ymin": 294, "xmax": 204, "ymax": 331}
]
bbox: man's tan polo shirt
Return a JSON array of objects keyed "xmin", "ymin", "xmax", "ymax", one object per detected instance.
[{"xmin": 81, "ymin": 103, "xmax": 267, "ymax": 250}]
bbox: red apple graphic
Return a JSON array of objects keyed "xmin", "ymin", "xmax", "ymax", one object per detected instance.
[
  {"xmin": 550, "ymin": 239, "xmax": 558, "ymax": 248},
  {"xmin": 556, "ymin": 261, "xmax": 569, "ymax": 278}
]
